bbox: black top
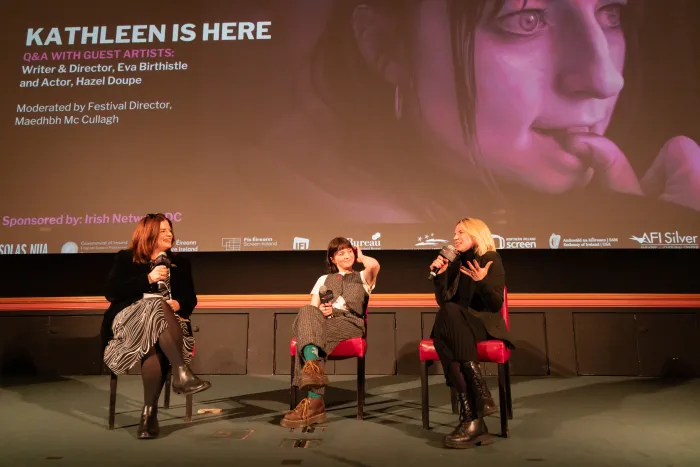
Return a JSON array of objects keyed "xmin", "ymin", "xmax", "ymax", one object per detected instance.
[
  {"xmin": 100, "ymin": 249, "xmax": 198, "ymax": 348},
  {"xmin": 433, "ymin": 249, "xmax": 513, "ymax": 346},
  {"xmin": 434, "ymin": 250, "xmax": 505, "ymax": 312}
]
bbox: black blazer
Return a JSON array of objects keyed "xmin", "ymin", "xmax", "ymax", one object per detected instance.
[
  {"xmin": 100, "ymin": 249, "xmax": 198, "ymax": 349},
  {"xmin": 433, "ymin": 250, "xmax": 513, "ymax": 347}
]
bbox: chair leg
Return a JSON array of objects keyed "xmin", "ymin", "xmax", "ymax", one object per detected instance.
[
  {"xmin": 109, "ymin": 373, "xmax": 117, "ymax": 430},
  {"xmin": 357, "ymin": 357, "xmax": 365, "ymax": 420},
  {"xmin": 504, "ymin": 361, "xmax": 513, "ymax": 420},
  {"xmin": 164, "ymin": 368, "xmax": 172, "ymax": 409},
  {"xmin": 420, "ymin": 360, "xmax": 430, "ymax": 429},
  {"xmin": 498, "ymin": 363, "xmax": 509, "ymax": 438},
  {"xmin": 185, "ymin": 394, "xmax": 193, "ymax": 423},
  {"xmin": 290, "ymin": 355, "xmax": 296, "ymax": 410}
]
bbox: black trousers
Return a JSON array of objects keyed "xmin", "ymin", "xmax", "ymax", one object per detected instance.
[{"xmin": 433, "ymin": 302, "xmax": 489, "ymax": 386}]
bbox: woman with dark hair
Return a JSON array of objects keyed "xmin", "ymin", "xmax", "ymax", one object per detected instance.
[
  {"xmin": 281, "ymin": 237, "xmax": 380, "ymax": 428},
  {"xmin": 204, "ymin": 0, "xmax": 694, "ymax": 244},
  {"xmin": 101, "ymin": 213, "xmax": 211, "ymax": 439},
  {"xmin": 307, "ymin": 0, "xmax": 700, "ymax": 213},
  {"xmin": 430, "ymin": 217, "xmax": 514, "ymax": 449}
]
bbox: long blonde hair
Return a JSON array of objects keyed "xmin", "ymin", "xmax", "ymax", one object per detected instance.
[{"xmin": 457, "ymin": 217, "xmax": 496, "ymax": 256}]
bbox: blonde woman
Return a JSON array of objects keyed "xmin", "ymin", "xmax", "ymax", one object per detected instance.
[{"xmin": 429, "ymin": 218, "xmax": 514, "ymax": 449}]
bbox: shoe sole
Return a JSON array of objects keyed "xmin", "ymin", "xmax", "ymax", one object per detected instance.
[
  {"xmin": 173, "ymin": 381, "xmax": 212, "ymax": 396},
  {"xmin": 280, "ymin": 412, "xmax": 327, "ymax": 429},
  {"xmin": 299, "ymin": 375, "xmax": 330, "ymax": 391},
  {"xmin": 444, "ymin": 434, "xmax": 493, "ymax": 449}
]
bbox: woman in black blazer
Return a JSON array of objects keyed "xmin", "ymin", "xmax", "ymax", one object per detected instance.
[
  {"xmin": 430, "ymin": 217, "xmax": 514, "ymax": 449},
  {"xmin": 101, "ymin": 213, "xmax": 210, "ymax": 439}
]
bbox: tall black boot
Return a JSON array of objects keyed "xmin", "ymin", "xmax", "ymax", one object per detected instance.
[
  {"xmin": 171, "ymin": 365, "xmax": 211, "ymax": 396},
  {"xmin": 137, "ymin": 406, "xmax": 159, "ymax": 439},
  {"xmin": 444, "ymin": 392, "xmax": 492, "ymax": 449},
  {"xmin": 462, "ymin": 361, "xmax": 497, "ymax": 417}
]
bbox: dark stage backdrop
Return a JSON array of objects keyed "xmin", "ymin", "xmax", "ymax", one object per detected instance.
[{"xmin": 0, "ymin": 249, "xmax": 696, "ymax": 298}]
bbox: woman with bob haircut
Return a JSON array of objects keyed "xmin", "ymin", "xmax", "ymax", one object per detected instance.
[{"xmin": 281, "ymin": 236, "xmax": 380, "ymax": 428}]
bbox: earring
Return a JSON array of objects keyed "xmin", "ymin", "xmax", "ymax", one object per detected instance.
[{"xmin": 394, "ymin": 85, "xmax": 403, "ymax": 120}]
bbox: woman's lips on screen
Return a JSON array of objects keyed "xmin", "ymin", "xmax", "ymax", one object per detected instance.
[{"xmin": 532, "ymin": 126, "xmax": 599, "ymax": 142}]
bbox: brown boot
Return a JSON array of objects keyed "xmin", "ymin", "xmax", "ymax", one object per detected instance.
[
  {"xmin": 298, "ymin": 360, "xmax": 329, "ymax": 390},
  {"xmin": 280, "ymin": 397, "xmax": 327, "ymax": 428}
]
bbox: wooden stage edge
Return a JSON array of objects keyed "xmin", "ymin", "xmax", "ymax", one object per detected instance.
[{"xmin": 1, "ymin": 294, "xmax": 699, "ymax": 311}]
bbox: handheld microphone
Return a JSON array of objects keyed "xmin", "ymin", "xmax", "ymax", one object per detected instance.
[
  {"xmin": 153, "ymin": 251, "xmax": 171, "ymax": 269},
  {"xmin": 153, "ymin": 252, "xmax": 171, "ymax": 298},
  {"xmin": 319, "ymin": 286, "xmax": 334, "ymax": 319},
  {"xmin": 428, "ymin": 245, "xmax": 459, "ymax": 280}
]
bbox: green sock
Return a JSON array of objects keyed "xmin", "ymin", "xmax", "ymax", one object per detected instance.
[
  {"xmin": 302, "ymin": 345, "xmax": 323, "ymax": 399},
  {"xmin": 302, "ymin": 344, "xmax": 319, "ymax": 362}
]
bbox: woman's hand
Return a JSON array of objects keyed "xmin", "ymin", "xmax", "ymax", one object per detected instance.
[
  {"xmin": 641, "ymin": 136, "xmax": 700, "ymax": 212},
  {"xmin": 319, "ymin": 302, "xmax": 333, "ymax": 317},
  {"xmin": 166, "ymin": 300, "xmax": 180, "ymax": 312},
  {"xmin": 563, "ymin": 134, "xmax": 643, "ymax": 196},
  {"xmin": 430, "ymin": 255, "xmax": 449, "ymax": 276},
  {"xmin": 460, "ymin": 260, "xmax": 493, "ymax": 282},
  {"xmin": 148, "ymin": 265, "xmax": 168, "ymax": 284}
]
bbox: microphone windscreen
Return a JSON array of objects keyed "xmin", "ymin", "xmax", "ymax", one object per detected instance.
[
  {"xmin": 441, "ymin": 245, "xmax": 459, "ymax": 262},
  {"xmin": 153, "ymin": 253, "xmax": 171, "ymax": 268},
  {"xmin": 319, "ymin": 285, "xmax": 334, "ymax": 304}
]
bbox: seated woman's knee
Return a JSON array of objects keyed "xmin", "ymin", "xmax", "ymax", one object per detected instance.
[
  {"xmin": 441, "ymin": 302, "xmax": 463, "ymax": 316},
  {"xmin": 297, "ymin": 304, "xmax": 321, "ymax": 321}
]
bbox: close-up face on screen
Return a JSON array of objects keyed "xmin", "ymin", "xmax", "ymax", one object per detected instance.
[{"xmin": 1, "ymin": 0, "xmax": 698, "ymax": 253}]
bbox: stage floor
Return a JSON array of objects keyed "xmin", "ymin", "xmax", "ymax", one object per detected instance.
[{"xmin": 1, "ymin": 374, "xmax": 698, "ymax": 466}]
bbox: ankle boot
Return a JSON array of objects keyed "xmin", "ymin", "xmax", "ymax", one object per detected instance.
[
  {"xmin": 299, "ymin": 360, "xmax": 329, "ymax": 390},
  {"xmin": 171, "ymin": 365, "xmax": 211, "ymax": 396},
  {"xmin": 444, "ymin": 393, "xmax": 492, "ymax": 449},
  {"xmin": 137, "ymin": 406, "xmax": 158, "ymax": 439},
  {"xmin": 280, "ymin": 397, "xmax": 327, "ymax": 428},
  {"xmin": 148, "ymin": 405, "xmax": 160, "ymax": 437},
  {"xmin": 463, "ymin": 361, "xmax": 497, "ymax": 417}
]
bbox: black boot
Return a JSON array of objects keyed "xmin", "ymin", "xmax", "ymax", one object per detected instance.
[
  {"xmin": 148, "ymin": 405, "xmax": 160, "ymax": 437},
  {"xmin": 171, "ymin": 365, "xmax": 211, "ymax": 396},
  {"xmin": 444, "ymin": 393, "xmax": 492, "ymax": 449},
  {"xmin": 463, "ymin": 361, "xmax": 497, "ymax": 417},
  {"xmin": 137, "ymin": 406, "xmax": 159, "ymax": 439}
]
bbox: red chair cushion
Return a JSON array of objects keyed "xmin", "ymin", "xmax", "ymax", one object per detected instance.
[
  {"xmin": 419, "ymin": 287, "xmax": 511, "ymax": 363},
  {"xmin": 290, "ymin": 337, "xmax": 367, "ymax": 359},
  {"xmin": 419, "ymin": 338, "xmax": 511, "ymax": 364}
]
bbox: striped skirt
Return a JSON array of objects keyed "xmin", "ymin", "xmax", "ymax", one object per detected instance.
[{"xmin": 104, "ymin": 297, "xmax": 194, "ymax": 375}]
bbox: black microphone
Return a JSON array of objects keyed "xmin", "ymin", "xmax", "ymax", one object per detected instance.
[
  {"xmin": 428, "ymin": 245, "xmax": 459, "ymax": 280},
  {"xmin": 152, "ymin": 252, "xmax": 171, "ymax": 297},
  {"xmin": 319, "ymin": 286, "xmax": 334, "ymax": 319},
  {"xmin": 153, "ymin": 251, "xmax": 171, "ymax": 269}
]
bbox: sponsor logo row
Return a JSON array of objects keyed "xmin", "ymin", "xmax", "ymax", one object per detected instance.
[{"xmin": 0, "ymin": 231, "xmax": 696, "ymax": 254}]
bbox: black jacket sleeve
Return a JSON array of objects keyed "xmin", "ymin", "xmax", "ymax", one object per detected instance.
[
  {"xmin": 473, "ymin": 251, "xmax": 505, "ymax": 313},
  {"xmin": 105, "ymin": 250, "xmax": 150, "ymax": 303},
  {"xmin": 432, "ymin": 260, "xmax": 460, "ymax": 308}
]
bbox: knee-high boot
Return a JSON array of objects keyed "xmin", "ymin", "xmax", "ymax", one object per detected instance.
[{"xmin": 462, "ymin": 361, "xmax": 497, "ymax": 417}]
